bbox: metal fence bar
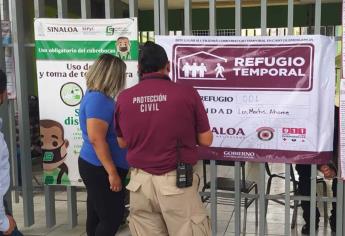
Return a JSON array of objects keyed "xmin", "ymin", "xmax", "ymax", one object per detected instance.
[
  {"xmin": 44, "ymin": 185, "xmax": 56, "ymax": 228},
  {"xmin": 208, "ymin": 1, "xmax": 217, "ymax": 235},
  {"xmin": 309, "ymin": 2, "xmax": 321, "ymax": 234},
  {"xmin": 202, "ymin": 191, "xmax": 338, "ymax": 202},
  {"xmin": 43, "ymin": 1, "xmax": 70, "ymax": 227},
  {"xmin": 314, "ymin": 0, "xmax": 321, "ymax": 35},
  {"xmin": 234, "ymin": 162, "xmax": 241, "ymax": 235},
  {"xmin": 34, "ymin": 0, "xmax": 45, "ymax": 18},
  {"xmin": 259, "ymin": 163, "xmax": 266, "ymax": 235},
  {"xmin": 260, "ymin": 0, "xmax": 267, "ymax": 36},
  {"xmin": 235, "ymin": 0, "xmax": 241, "ymax": 36},
  {"xmin": 81, "ymin": 0, "xmax": 91, "ymax": 19},
  {"xmin": 259, "ymin": 1, "xmax": 267, "ymax": 235},
  {"xmin": 2, "ymin": 0, "xmax": 9, "ymax": 20},
  {"xmin": 284, "ymin": 2, "xmax": 294, "ymax": 235},
  {"xmin": 8, "ymin": 101, "xmax": 18, "ymax": 204},
  {"xmin": 284, "ymin": 165, "xmax": 291, "ymax": 235},
  {"xmin": 57, "ymin": 0, "xmax": 68, "ymax": 18},
  {"xmin": 210, "ymin": 161, "xmax": 217, "ymax": 236},
  {"xmin": 67, "ymin": 186, "xmax": 78, "ymax": 228},
  {"xmin": 105, "ymin": 0, "xmax": 114, "ymax": 19},
  {"xmin": 343, "ymin": 186, "xmax": 345, "ymax": 236},
  {"xmin": 287, "ymin": 0, "xmax": 293, "ymax": 35},
  {"xmin": 336, "ymin": 179, "xmax": 343, "ymax": 236},
  {"xmin": 153, "ymin": 0, "xmax": 160, "ymax": 35},
  {"xmin": 11, "ymin": 0, "xmax": 34, "ymax": 227},
  {"xmin": 59, "ymin": 3, "xmax": 79, "ymax": 228},
  {"xmin": 309, "ymin": 165, "xmax": 317, "ymax": 236},
  {"xmin": 183, "ymin": 0, "xmax": 192, "ymax": 35},
  {"xmin": 234, "ymin": 1, "xmax": 242, "ymax": 235},
  {"xmin": 209, "ymin": 0, "xmax": 216, "ymax": 36},
  {"xmin": 159, "ymin": 0, "xmax": 168, "ymax": 35},
  {"xmin": 129, "ymin": 0, "xmax": 138, "ymax": 18},
  {"xmin": 114, "ymin": 0, "xmax": 122, "ymax": 18},
  {"xmin": 337, "ymin": 183, "xmax": 345, "ymax": 235}
]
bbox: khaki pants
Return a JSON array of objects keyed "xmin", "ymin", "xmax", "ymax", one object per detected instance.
[{"xmin": 126, "ymin": 168, "xmax": 211, "ymax": 236}]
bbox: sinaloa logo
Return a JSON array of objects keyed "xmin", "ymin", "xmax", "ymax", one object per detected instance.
[
  {"xmin": 106, "ymin": 26, "xmax": 115, "ymax": 35},
  {"xmin": 212, "ymin": 127, "xmax": 245, "ymax": 136},
  {"xmin": 223, "ymin": 151, "xmax": 255, "ymax": 158},
  {"xmin": 47, "ymin": 26, "xmax": 78, "ymax": 33}
]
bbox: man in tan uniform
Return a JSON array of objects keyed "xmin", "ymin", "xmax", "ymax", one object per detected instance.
[{"xmin": 115, "ymin": 41, "xmax": 213, "ymax": 236}]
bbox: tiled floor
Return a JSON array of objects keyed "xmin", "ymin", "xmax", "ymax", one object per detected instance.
[{"xmin": 11, "ymin": 163, "xmax": 336, "ymax": 235}]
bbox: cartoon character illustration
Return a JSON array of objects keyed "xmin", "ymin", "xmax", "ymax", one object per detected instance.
[
  {"xmin": 40, "ymin": 119, "xmax": 70, "ymax": 185},
  {"xmin": 115, "ymin": 36, "xmax": 131, "ymax": 60}
]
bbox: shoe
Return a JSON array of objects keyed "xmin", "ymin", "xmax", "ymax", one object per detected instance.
[
  {"xmin": 120, "ymin": 207, "xmax": 129, "ymax": 225},
  {"xmin": 301, "ymin": 224, "xmax": 319, "ymax": 235},
  {"xmin": 329, "ymin": 216, "xmax": 336, "ymax": 233}
]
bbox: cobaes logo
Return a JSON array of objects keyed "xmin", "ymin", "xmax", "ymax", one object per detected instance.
[
  {"xmin": 106, "ymin": 26, "xmax": 115, "ymax": 35},
  {"xmin": 257, "ymin": 127, "xmax": 274, "ymax": 141}
]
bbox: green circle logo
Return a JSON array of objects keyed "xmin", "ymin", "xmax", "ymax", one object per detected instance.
[{"xmin": 60, "ymin": 82, "xmax": 84, "ymax": 106}]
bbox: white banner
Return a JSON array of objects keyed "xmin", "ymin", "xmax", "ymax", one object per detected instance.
[
  {"xmin": 340, "ymin": 80, "xmax": 345, "ymax": 179},
  {"xmin": 2, "ymin": 21, "xmax": 16, "ymax": 99},
  {"xmin": 343, "ymin": 0, "xmax": 345, "ymax": 78},
  {"xmin": 341, "ymin": 0, "xmax": 345, "ymax": 179},
  {"xmin": 156, "ymin": 35, "xmax": 335, "ymax": 163},
  {"xmin": 34, "ymin": 18, "xmax": 138, "ymax": 185}
]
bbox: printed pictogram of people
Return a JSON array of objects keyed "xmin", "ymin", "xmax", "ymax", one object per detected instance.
[
  {"xmin": 181, "ymin": 61, "xmax": 225, "ymax": 78},
  {"xmin": 215, "ymin": 63, "xmax": 225, "ymax": 78},
  {"xmin": 182, "ymin": 62, "xmax": 208, "ymax": 78}
]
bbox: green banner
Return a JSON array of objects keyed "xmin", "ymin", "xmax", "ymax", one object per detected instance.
[{"xmin": 36, "ymin": 40, "xmax": 139, "ymax": 60}]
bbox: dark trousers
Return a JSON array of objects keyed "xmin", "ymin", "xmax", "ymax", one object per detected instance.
[
  {"xmin": 295, "ymin": 164, "xmax": 320, "ymax": 226},
  {"xmin": 296, "ymin": 164, "xmax": 337, "ymax": 229},
  {"xmin": 79, "ymin": 158, "xmax": 128, "ymax": 236},
  {"xmin": 329, "ymin": 178, "xmax": 337, "ymax": 230},
  {"xmin": 0, "ymin": 200, "xmax": 23, "ymax": 236},
  {"xmin": 0, "ymin": 229, "xmax": 23, "ymax": 236}
]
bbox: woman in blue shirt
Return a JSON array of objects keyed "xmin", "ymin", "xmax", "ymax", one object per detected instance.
[{"xmin": 78, "ymin": 54, "xmax": 128, "ymax": 236}]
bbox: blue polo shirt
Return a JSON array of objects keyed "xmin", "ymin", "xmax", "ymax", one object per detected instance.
[{"xmin": 79, "ymin": 90, "xmax": 128, "ymax": 169}]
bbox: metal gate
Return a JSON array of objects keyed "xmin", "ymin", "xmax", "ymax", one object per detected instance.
[{"xmin": 1, "ymin": 0, "xmax": 343, "ymax": 235}]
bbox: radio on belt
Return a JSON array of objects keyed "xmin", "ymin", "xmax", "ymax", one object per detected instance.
[{"xmin": 176, "ymin": 139, "xmax": 193, "ymax": 188}]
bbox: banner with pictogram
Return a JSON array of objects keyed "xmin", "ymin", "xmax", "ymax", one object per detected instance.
[
  {"xmin": 34, "ymin": 18, "xmax": 138, "ymax": 185},
  {"xmin": 157, "ymin": 35, "xmax": 335, "ymax": 164}
]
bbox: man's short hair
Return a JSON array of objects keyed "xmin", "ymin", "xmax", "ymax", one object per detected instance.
[
  {"xmin": 40, "ymin": 119, "xmax": 65, "ymax": 140},
  {"xmin": 0, "ymin": 69, "xmax": 7, "ymax": 94},
  {"xmin": 117, "ymin": 36, "xmax": 129, "ymax": 41},
  {"xmin": 139, "ymin": 41, "xmax": 169, "ymax": 75}
]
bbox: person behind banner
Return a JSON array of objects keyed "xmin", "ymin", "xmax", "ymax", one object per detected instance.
[
  {"xmin": 295, "ymin": 105, "xmax": 338, "ymax": 235},
  {"xmin": 78, "ymin": 54, "xmax": 129, "ymax": 236},
  {"xmin": 115, "ymin": 41, "xmax": 213, "ymax": 236},
  {"xmin": 0, "ymin": 69, "xmax": 20, "ymax": 236}
]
